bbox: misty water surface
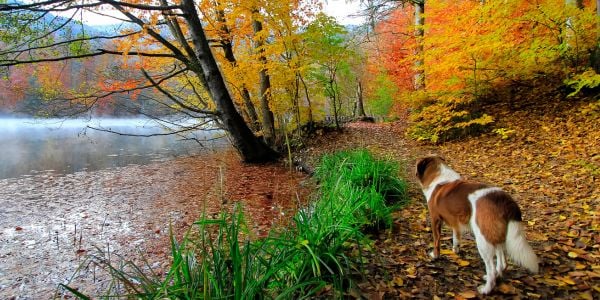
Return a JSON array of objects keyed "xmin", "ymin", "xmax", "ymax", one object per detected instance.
[{"xmin": 0, "ymin": 118, "xmax": 226, "ymax": 179}]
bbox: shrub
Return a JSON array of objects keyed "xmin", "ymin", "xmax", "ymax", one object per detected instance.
[{"xmin": 407, "ymin": 101, "xmax": 494, "ymax": 143}]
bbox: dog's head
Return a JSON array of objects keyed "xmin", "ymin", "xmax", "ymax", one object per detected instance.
[{"xmin": 415, "ymin": 155, "xmax": 446, "ymax": 187}]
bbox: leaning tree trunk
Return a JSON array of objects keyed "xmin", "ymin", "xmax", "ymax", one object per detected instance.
[
  {"xmin": 181, "ymin": 0, "xmax": 277, "ymax": 162},
  {"xmin": 215, "ymin": 5, "xmax": 261, "ymax": 132},
  {"xmin": 414, "ymin": 0, "xmax": 425, "ymax": 90},
  {"xmin": 252, "ymin": 11, "xmax": 276, "ymax": 146}
]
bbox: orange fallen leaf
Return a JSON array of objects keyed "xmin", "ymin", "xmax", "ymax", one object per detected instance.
[
  {"xmin": 441, "ymin": 249, "xmax": 455, "ymax": 255},
  {"xmin": 559, "ymin": 276, "xmax": 576, "ymax": 285},
  {"xmin": 586, "ymin": 271, "xmax": 600, "ymax": 278},
  {"xmin": 458, "ymin": 290, "xmax": 477, "ymax": 299},
  {"xmin": 457, "ymin": 260, "xmax": 470, "ymax": 267},
  {"xmin": 497, "ymin": 283, "xmax": 516, "ymax": 294},
  {"xmin": 568, "ymin": 271, "xmax": 586, "ymax": 277}
]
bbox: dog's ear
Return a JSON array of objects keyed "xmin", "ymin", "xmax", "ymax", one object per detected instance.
[{"xmin": 415, "ymin": 157, "xmax": 433, "ymax": 179}]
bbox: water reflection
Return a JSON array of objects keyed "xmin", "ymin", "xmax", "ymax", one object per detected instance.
[{"xmin": 0, "ymin": 118, "xmax": 226, "ymax": 179}]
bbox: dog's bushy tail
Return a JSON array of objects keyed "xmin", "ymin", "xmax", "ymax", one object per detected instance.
[{"xmin": 506, "ymin": 221, "xmax": 539, "ymax": 273}]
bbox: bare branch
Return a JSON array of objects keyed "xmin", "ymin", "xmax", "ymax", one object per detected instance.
[
  {"xmin": 1, "ymin": 51, "xmax": 107, "ymax": 67},
  {"xmin": 141, "ymin": 68, "xmax": 219, "ymax": 116},
  {"xmin": 0, "ymin": 0, "xmax": 181, "ymax": 12},
  {"xmin": 0, "ymin": 31, "xmax": 142, "ymax": 57},
  {"xmin": 87, "ymin": 120, "xmax": 214, "ymax": 138},
  {"xmin": 98, "ymin": 0, "xmax": 191, "ymax": 66}
]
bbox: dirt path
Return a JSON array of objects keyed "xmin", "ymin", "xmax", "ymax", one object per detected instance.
[
  {"xmin": 0, "ymin": 149, "xmax": 309, "ymax": 299},
  {"xmin": 297, "ymin": 100, "xmax": 599, "ymax": 299}
]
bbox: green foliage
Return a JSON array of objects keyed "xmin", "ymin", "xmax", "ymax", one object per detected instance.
[
  {"xmin": 315, "ymin": 149, "xmax": 408, "ymax": 208},
  {"xmin": 367, "ymin": 73, "xmax": 397, "ymax": 117},
  {"xmin": 63, "ymin": 150, "xmax": 409, "ymax": 299},
  {"xmin": 492, "ymin": 127, "xmax": 516, "ymax": 140},
  {"xmin": 566, "ymin": 69, "xmax": 600, "ymax": 97}
]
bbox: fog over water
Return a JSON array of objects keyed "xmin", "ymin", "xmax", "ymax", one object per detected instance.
[{"xmin": 0, "ymin": 118, "xmax": 226, "ymax": 179}]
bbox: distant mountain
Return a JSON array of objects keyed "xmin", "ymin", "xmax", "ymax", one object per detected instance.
[{"xmin": 3, "ymin": 0, "xmax": 130, "ymax": 36}]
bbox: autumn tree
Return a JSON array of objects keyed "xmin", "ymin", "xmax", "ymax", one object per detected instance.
[
  {"xmin": 366, "ymin": 0, "xmax": 598, "ymax": 142},
  {"xmin": 304, "ymin": 13, "xmax": 354, "ymax": 129},
  {"xmin": 0, "ymin": 0, "xmax": 281, "ymax": 162},
  {"xmin": 358, "ymin": 0, "xmax": 425, "ymax": 90}
]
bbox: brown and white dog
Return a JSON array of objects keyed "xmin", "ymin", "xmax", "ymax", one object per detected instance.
[{"xmin": 415, "ymin": 155, "xmax": 539, "ymax": 294}]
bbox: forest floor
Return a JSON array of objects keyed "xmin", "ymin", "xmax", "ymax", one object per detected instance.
[
  {"xmin": 1, "ymin": 98, "xmax": 597, "ymax": 299},
  {"xmin": 296, "ymin": 98, "xmax": 599, "ymax": 299}
]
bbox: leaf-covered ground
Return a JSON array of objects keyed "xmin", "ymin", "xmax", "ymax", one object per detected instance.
[
  {"xmin": 0, "ymin": 149, "xmax": 310, "ymax": 298},
  {"xmin": 297, "ymin": 98, "xmax": 599, "ymax": 299}
]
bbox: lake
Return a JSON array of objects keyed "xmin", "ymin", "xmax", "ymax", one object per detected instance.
[{"xmin": 0, "ymin": 118, "xmax": 227, "ymax": 179}]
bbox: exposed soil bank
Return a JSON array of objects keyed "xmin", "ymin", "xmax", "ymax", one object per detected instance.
[{"xmin": 0, "ymin": 149, "xmax": 310, "ymax": 299}]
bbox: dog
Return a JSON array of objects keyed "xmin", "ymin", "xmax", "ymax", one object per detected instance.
[{"xmin": 415, "ymin": 155, "xmax": 539, "ymax": 294}]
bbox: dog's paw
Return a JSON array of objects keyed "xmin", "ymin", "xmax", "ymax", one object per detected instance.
[
  {"xmin": 452, "ymin": 246, "xmax": 460, "ymax": 254},
  {"xmin": 478, "ymin": 284, "xmax": 493, "ymax": 295},
  {"xmin": 429, "ymin": 251, "xmax": 438, "ymax": 259}
]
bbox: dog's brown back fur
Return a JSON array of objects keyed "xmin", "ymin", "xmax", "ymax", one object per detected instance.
[
  {"xmin": 475, "ymin": 191, "xmax": 522, "ymax": 244},
  {"xmin": 428, "ymin": 180, "xmax": 487, "ymax": 230}
]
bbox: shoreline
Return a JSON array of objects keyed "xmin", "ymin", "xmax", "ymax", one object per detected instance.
[{"xmin": 0, "ymin": 149, "xmax": 310, "ymax": 299}]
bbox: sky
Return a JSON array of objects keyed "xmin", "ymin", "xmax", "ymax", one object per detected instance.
[
  {"xmin": 323, "ymin": 0, "xmax": 365, "ymax": 25},
  {"xmin": 51, "ymin": 0, "xmax": 365, "ymax": 26}
]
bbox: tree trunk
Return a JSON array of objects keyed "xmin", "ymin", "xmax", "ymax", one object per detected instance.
[
  {"xmin": 330, "ymin": 79, "xmax": 340, "ymax": 130},
  {"xmin": 214, "ymin": 6, "xmax": 261, "ymax": 132},
  {"xmin": 355, "ymin": 80, "xmax": 366, "ymax": 117},
  {"xmin": 298, "ymin": 73, "xmax": 314, "ymax": 125},
  {"xmin": 240, "ymin": 87, "xmax": 261, "ymax": 131},
  {"xmin": 293, "ymin": 73, "xmax": 301, "ymax": 132},
  {"xmin": 181, "ymin": 0, "xmax": 277, "ymax": 162},
  {"xmin": 252, "ymin": 11, "xmax": 276, "ymax": 145},
  {"xmin": 594, "ymin": 0, "xmax": 600, "ymax": 73},
  {"xmin": 414, "ymin": 1, "xmax": 425, "ymax": 90}
]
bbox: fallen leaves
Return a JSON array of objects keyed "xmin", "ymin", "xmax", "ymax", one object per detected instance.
[
  {"xmin": 457, "ymin": 290, "xmax": 477, "ymax": 299},
  {"xmin": 298, "ymin": 98, "xmax": 600, "ymax": 299}
]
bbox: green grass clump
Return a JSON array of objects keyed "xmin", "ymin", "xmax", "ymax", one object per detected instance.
[{"xmin": 62, "ymin": 149, "xmax": 408, "ymax": 299}]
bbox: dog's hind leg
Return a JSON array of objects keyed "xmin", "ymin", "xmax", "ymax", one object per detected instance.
[
  {"xmin": 429, "ymin": 216, "xmax": 443, "ymax": 259},
  {"xmin": 452, "ymin": 228, "xmax": 461, "ymax": 254},
  {"xmin": 475, "ymin": 235, "xmax": 497, "ymax": 295},
  {"xmin": 495, "ymin": 246, "xmax": 507, "ymax": 278}
]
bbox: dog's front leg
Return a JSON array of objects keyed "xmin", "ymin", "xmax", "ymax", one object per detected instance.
[
  {"xmin": 429, "ymin": 216, "xmax": 442, "ymax": 259},
  {"xmin": 452, "ymin": 228, "xmax": 460, "ymax": 254}
]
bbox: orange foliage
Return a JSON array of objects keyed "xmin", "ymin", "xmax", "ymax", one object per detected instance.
[
  {"xmin": 371, "ymin": 7, "xmax": 416, "ymax": 93},
  {"xmin": 368, "ymin": 0, "xmax": 599, "ymax": 142}
]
